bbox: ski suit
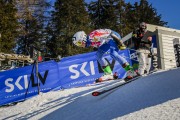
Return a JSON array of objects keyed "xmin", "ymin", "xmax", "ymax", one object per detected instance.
[
  {"xmin": 132, "ymin": 28, "xmax": 152, "ymax": 75},
  {"xmin": 86, "ymin": 29, "xmax": 127, "ymax": 71}
]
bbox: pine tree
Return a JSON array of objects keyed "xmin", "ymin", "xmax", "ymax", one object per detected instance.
[
  {"xmin": 114, "ymin": 0, "xmax": 127, "ymax": 37},
  {"xmin": 125, "ymin": 0, "xmax": 167, "ymax": 32},
  {"xmin": 47, "ymin": 0, "xmax": 92, "ymax": 57},
  {"xmin": 88, "ymin": 0, "xmax": 119, "ymax": 30},
  {"xmin": 88, "ymin": 0, "xmax": 167, "ymax": 36},
  {"xmin": 15, "ymin": 0, "xmax": 50, "ymax": 56},
  {"xmin": 0, "ymin": 0, "xmax": 19, "ymax": 53}
]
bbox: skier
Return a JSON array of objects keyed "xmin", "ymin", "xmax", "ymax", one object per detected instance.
[
  {"xmin": 132, "ymin": 22, "xmax": 153, "ymax": 75},
  {"xmin": 72, "ymin": 29, "xmax": 137, "ymax": 82}
]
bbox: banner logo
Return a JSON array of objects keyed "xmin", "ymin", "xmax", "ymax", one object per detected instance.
[
  {"xmin": 5, "ymin": 70, "xmax": 49, "ymax": 93},
  {"xmin": 69, "ymin": 61, "xmax": 95, "ymax": 79}
]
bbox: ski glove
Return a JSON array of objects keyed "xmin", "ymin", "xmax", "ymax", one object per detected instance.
[
  {"xmin": 119, "ymin": 44, "xmax": 126, "ymax": 50},
  {"xmin": 147, "ymin": 53, "xmax": 151, "ymax": 57}
]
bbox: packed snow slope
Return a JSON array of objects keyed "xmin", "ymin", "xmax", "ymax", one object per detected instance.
[{"xmin": 0, "ymin": 68, "xmax": 180, "ymax": 120}]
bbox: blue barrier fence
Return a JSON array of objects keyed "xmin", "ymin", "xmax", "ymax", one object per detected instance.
[{"xmin": 0, "ymin": 49, "xmax": 131, "ymax": 106}]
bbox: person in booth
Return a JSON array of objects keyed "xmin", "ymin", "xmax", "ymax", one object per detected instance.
[{"xmin": 132, "ymin": 22, "xmax": 153, "ymax": 75}]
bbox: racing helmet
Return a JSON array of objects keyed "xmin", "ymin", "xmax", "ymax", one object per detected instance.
[{"xmin": 72, "ymin": 31, "xmax": 87, "ymax": 47}]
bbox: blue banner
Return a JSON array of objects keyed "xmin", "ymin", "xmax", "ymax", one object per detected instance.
[
  {"xmin": 0, "ymin": 49, "xmax": 131, "ymax": 106},
  {"xmin": 0, "ymin": 61, "xmax": 60, "ymax": 105},
  {"xmin": 58, "ymin": 49, "xmax": 131, "ymax": 89},
  {"xmin": 129, "ymin": 49, "xmax": 139, "ymax": 70}
]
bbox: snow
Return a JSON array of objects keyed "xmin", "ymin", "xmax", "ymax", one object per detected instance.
[{"xmin": 0, "ymin": 68, "xmax": 180, "ymax": 120}]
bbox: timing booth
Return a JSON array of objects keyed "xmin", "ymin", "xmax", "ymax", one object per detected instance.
[{"xmin": 147, "ymin": 24, "xmax": 180, "ymax": 69}]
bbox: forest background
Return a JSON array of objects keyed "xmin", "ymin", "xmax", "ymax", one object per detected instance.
[{"xmin": 0, "ymin": 0, "xmax": 167, "ymax": 59}]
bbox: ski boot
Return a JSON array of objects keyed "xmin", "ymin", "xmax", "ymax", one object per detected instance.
[
  {"xmin": 123, "ymin": 63, "xmax": 137, "ymax": 81},
  {"xmin": 95, "ymin": 72, "xmax": 118, "ymax": 83},
  {"xmin": 124, "ymin": 70, "xmax": 137, "ymax": 81}
]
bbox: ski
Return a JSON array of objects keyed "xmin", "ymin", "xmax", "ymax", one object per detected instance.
[{"xmin": 92, "ymin": 76, "xmax": 141, "ymax": 96}]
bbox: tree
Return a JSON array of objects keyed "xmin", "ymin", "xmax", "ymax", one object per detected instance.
[
  {"xmin": 87, "ymin": 0, "xmax": 167, "ymax": 37},
  {"xmin": 47, "ymin": 0, "xmax": 92, "ymax": 57},
  {"xmin": 125, "ymin": 0, "xmax": 167, "ymax": 32},
  {"xmin": 15, "ymin": 0, "xmax": 50, "ymax": 56},
  {"xmin": 88, "ymin": 0, "xmax": 120, "ymax": 30},
  {"xmin": 0, "ymin": 0, "xmax": 19, "ymax": 53},
  {"xmin": 114, "ymin": 0, "xmax": 127, "ymax": 36}
]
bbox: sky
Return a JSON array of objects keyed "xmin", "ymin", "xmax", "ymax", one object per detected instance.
[
  {"xmin": 86, "ymin": 0, "xmax": 180, "ymax": 30},
  {"xmin": 0, "ymin": 68, "xmax": 180, "ymax": 119}
]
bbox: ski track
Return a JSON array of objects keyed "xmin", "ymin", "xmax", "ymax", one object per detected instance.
[{"xmin": 0, "ymin": 68, "xmax": 180, "ymax": 120}]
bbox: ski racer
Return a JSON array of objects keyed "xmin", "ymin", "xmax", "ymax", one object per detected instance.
[
  {"xmin": 132, "ymin": 22, "xmax": 153, "ymax": 75},
  {"xmin": 72, "ymin": 29, "xmax": 137, "ymax": 81}
]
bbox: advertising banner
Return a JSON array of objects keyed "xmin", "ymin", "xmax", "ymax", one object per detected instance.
[
  {"xmin": 58, "ymin": 50, "xmax": 131, "ymax": 89},
  {"xmin": 0, "ymin": 61, "xmax": 60, "ymax": 105},
  {"xmin": 0, "ymin": 49, "xmax": 131, "ymax": 106}
]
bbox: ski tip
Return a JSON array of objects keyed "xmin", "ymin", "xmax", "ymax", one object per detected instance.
[{"xmin": 92, "ymin": 91, "xmax": 100, "ymax": 96}]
